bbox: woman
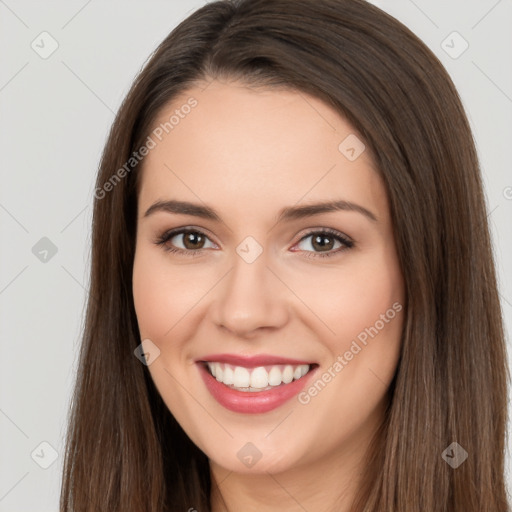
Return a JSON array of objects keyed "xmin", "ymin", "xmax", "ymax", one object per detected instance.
[{"xmin": 60, "ymin": 0, "xmax": 510, "ymax": 510}]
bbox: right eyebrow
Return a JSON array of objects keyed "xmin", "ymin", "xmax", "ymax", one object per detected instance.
[{"xmin": 144, "ymin": 199, "xmax": 221, "ymax": 221}]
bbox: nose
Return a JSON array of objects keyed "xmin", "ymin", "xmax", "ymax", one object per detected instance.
[{"xmin": 211, "ymin": 248, "xmax": 290, "ymax": 339}]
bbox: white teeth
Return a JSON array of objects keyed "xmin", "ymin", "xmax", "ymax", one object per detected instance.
[
  {"xmin": 223, "ymin": 365, "xmax": 234, "ymax": 385},
  {"xmin": 215, "ymin": 363, "xmax": 223, "ymax": 382},
  {"xmin": 282, "ymin": 365, "xmax": 294, "ymax": 384},
  {"xmin": 205, "ymin": 362, "xmax": 311, "ymax": 391},
  {"xmin": 233, "ymin": 366, "xmax": 250, "ymax": 387},
  {"xmin": 250, "ymin": 367, "xmax": 268, "ymax": 389},
  {"xmin": 268, "ymin": 366, "xmax": 282, "ymax": 386}
]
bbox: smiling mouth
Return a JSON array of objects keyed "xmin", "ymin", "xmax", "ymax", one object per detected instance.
[{"xmin": 202, "ymin": 361, "xmax": 317, "ymax": 392}]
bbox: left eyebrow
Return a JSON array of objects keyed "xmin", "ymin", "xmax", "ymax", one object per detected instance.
[
  {"xmin": 143, "ymin": 199, "xmax": 378, "ymax": 223},
  {"xmin": 277, "ymin": 200, "xmax": 377, "ymax": 223}
]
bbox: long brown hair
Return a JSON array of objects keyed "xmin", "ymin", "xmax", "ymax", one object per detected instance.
[{"xmin": 60, "ymin": 0, "xmax": 510, "ymax": 510}]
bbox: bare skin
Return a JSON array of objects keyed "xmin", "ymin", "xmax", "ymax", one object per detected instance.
[{"xmin": 132, "ymin": 79, "xmax": 405, "ymax": 512}]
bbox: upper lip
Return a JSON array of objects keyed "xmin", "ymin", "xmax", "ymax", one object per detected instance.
[{"xmin": 196, "ymin": 353, "xmax": 315, "ymax": 367}]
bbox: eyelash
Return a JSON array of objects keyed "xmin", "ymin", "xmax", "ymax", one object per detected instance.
[{"xmin": 154, "ymin": 227, "xmax": 354, "ymax": 259}]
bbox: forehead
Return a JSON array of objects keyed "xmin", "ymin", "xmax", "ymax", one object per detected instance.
[{"xmin": 137, "ymin": 80, "xmax": 386, "ymax": 222}]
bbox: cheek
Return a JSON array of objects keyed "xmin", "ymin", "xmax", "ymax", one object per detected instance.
[
  {"xmin": 310, "ymin": 250, "xmax": 404, "ymax": 409},
  {"xmin": 294, "ymin": 259, "xmax": 403, "ymax": 441},
  {"xmin": 289, "ymin": 249, "xmax": 404, "ymax": 354},
  {"xmin": 132, "ymin": 250, "xmax": 197, "ymax": 410},
  {"xmin": 133, "ymin": 271, "xmax": 167, "ymax": 339},
  {"xmin": 338, "ymin": 267, "xmax": 402, "ymax": 344},
  {"xmin": 132, "ymin": 247, "xmax": 191, "ymax": 340},
  {"xmin": 132, "ymin": 237, "xmax": 219, "ymax": 337}
]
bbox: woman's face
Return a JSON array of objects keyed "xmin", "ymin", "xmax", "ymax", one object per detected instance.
[{"xmin": 132, "ymin": 79, "xmax": 404, "ymax": 476}]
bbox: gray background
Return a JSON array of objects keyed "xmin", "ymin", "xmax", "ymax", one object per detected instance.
[{"xmin": 0, "ymin": 0, "xmax": 511, "ymax": 510}]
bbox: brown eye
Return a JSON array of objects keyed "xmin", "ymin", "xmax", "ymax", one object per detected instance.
[
  {"xmin": 181, "ymin": 231, "xmax": 206, "ymax": 250},
  {"xmin": 310, "ymin": 234, "xmax": 336, "ymax": 252},
  {"xmin": 155, "ymin": 228, "xmax": 216, "ymax": 256},
  {"xmin": 294, "ymin": 229, "xmax": 354, "ymax": 259}
]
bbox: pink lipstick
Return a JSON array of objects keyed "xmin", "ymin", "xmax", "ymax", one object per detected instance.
[{"xmin": 196, "ymin": 354, "xmax": 318, "ymax": 414}]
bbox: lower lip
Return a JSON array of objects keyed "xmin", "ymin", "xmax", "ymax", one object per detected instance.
[{"xmin": 197, "ymin": 362, "xmax": 318, "ymax": 414}]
